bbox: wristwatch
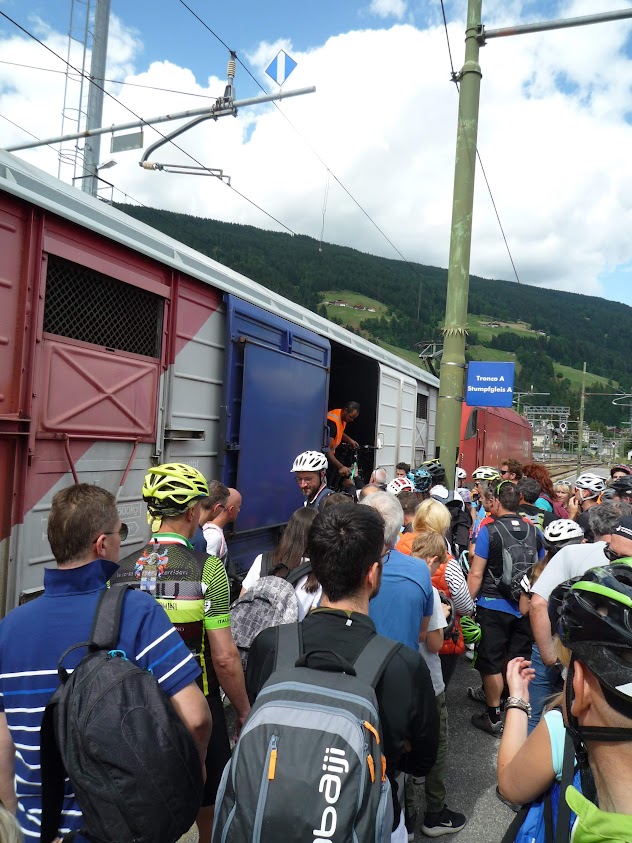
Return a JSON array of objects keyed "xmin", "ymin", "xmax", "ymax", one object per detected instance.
[{"xmin": 505, "ymin": 696, "xmax": 532, "ymax": 716}]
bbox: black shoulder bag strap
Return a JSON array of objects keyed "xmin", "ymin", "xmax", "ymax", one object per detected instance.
[
  {"xmin": 40, "ymin": 585, "xmax": 130, "ymax": 843},
  {"xmin": 352, "ymin": 635, "xmax": 402, "ymax": 689},
  {"xmin": 260, "ymin": 551, "xmax": 275, "ymax": 578},
  {"xmin": 285, "ymin": 560, "xmax": 313, "ymax": 588},
  {"xmin": 554, "ymin": 730, "xmax": 577, "ymax": 843},
  {"xmin": 90, "ymin": 584, "xmax": 131, "ymax": 650},
  {"xmin": 273, "ymin": 622, "xmax": 302, "ymax": 671}
]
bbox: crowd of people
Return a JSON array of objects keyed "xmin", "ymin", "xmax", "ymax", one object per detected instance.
[{"xmin": 0, "ymin": 428, "xmax": 631, "ymax": 842}]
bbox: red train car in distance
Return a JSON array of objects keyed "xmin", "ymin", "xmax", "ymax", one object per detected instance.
[{"xmin": 459, "ymin": 405, "xmax": 532, "ymax": 478}]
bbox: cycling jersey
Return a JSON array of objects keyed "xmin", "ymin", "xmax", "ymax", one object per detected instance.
[
  {"xmin": 114, "ymin": 533, "xmax": 231, "ymax": 694},
  {"xmin": 567, "ymin": 787, "xmax": 632, "ymax": 843}
]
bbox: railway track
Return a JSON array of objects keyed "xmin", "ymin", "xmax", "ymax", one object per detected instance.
[{"xmin": 542, "ymin": 459, "xmax": 605, "ymax": 482}]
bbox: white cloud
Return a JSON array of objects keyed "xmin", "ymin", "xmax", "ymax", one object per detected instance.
[
  {"xmin": 1, "ymin": 4, "xmax": 632, "ymax": 306},
  {"xmin": 368, "ymin": 0, "xmax": 407, "ymax": 20}
]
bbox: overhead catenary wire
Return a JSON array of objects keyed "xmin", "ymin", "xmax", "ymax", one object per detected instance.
[
  {"xmin": 0, "ymin": 114, "xmax": 258, "ymax": 265},
  {"xmin": 0, "ymin": 10, "xmax": 297, "ymax": 236},
  {"xmin": 439, "ymin": 0, "xmax": 522, "ymax": 286},
  {"xmin": 0, "ymin": 58, "xmax": 222, "ymax": 100},
  {"xmin": 175, "ymin": 0, "xmax": 431, "ymax": 289}
]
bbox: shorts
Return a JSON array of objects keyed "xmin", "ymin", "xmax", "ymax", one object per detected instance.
[
  {"xmin": 475, "ymin": 606, "xmax": 533, "ymax": 676},
  {"xmin": 202, "ymin": 689, "xmax": 231, "ymax": 807}
]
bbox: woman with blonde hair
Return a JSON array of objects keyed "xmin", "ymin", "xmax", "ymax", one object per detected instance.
[
  {"xmin": 553, "ymin": 481, "xmax": 571, "ymax": 511},
  {"xmin": 396, "ymin": 497, "xmax": 451, "ymax": 555}
]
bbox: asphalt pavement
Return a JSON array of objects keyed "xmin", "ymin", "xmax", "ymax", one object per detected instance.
[{"xmin": 408, "ymin": 655, "xmax": 515, "ymax": 842}]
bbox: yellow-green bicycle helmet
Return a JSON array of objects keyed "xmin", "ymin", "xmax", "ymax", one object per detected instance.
[{"xmin": 142, "ymin": 463, "xmax": 208, "ymax": 508}]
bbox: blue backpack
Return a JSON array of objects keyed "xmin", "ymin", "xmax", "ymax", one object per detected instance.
[{"xmin": 502, "ymin": 731, "xmax": 580, "ymax": 843}]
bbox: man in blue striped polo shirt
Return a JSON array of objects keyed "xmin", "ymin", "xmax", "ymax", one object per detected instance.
[{"xmin": 0, "ymin": 484, "xmax": 211, "ymax": 842}]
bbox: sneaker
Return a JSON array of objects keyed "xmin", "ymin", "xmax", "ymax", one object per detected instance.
[
  {"xmin": 406, "ymin": 809, "xmax": 417, "ymax": 842},
  {"xmin": 471, "ymin": 710, "xmax": 503, "ymax": 736},
  {"xmin": 421, "ymin": 806, "xmax": 467, "ymax": 837},
  {"xmin": 467, "ymin": 685, "xmax": 486, "ymax": 703}
]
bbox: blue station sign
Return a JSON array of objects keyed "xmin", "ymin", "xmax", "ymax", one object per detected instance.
[{"xmin": 465, "ymin": 362, "xmax": 515, "ymax": 408}]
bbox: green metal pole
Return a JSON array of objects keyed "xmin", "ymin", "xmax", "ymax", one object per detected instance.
[
  {"xmin": 436, "ymin": 0, "xmax": 483, "ymax": 490},
  {"xmin": 576, "ymin": 361, "xmax": 586, "ymax": 474}
]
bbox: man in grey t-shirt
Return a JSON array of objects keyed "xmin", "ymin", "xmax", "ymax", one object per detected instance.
[{"xmin": 527, "ymin": 503, "xmax": 631, "ymax": 731}]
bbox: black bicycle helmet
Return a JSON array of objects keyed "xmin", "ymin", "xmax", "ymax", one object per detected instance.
[
  {"xmin": 558, "ymin": 562, "xmax": 632, "ymax": 718},
  {"xmin": 610, "ymin": 475, "xmax": 632, "ymax": 499},
  {"xmin": 422, "ymin": 459, "xmax": 446, "ymax": 483}
]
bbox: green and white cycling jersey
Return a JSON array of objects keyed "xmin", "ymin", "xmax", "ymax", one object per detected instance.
[{"xmin": 567, "ymin": 787, "xmax": 632, "ymax": 843}]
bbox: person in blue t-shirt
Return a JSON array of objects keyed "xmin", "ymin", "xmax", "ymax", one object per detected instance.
[
  {"xmin": 468, "ymin": 481, "xmax": 544, "ymax": 736},
  {"xmin": 361, "ymin": 492, "xmax": 434, "ymax": 650},
  {"xmin": 0, "ymin": 484, "xmax": 211, "ymax": 843}
]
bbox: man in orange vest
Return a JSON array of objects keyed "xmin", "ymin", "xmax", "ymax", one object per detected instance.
[{"xmin": 326, "ymin": 401, "xmax": 360, "ymax": 483}]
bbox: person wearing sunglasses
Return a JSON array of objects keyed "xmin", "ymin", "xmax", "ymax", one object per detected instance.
[{"xmin": 0, "ymin": 484, "xmax": 211, "ymax": 843}]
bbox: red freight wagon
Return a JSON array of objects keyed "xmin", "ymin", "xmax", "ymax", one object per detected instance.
[{"xmin": 459, "ymin": 405, "xmax": 532, "ymax": 477}]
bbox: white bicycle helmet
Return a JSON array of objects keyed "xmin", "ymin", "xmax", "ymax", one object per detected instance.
[
  {"xmin": 291, "ymin": 451, "xmax": 328, "ymax": 472},
  {"xmin": 387, "ymin": 476, "xmax": 415, "ymax": 495},
  {"xmin": 543, "ymin": 519, "xmax": 585, "ymax": 546},
  {"xmin": 472, "ymin": 465, "xmax": 500, "ymax": 481},
  {"xmin": 575, "ymin": 472, "xmax": 606, "ymax": 498},
  {"xmin": 456, "ymin": 467, "xmax": 467, "ymax": 480}
]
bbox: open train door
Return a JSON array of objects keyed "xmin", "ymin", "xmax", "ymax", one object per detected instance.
[
  {"xmin": 223, "ymin": 297, "xmax": 330, "ymax": 568},
  {"xmin": 376, "ymin": 364, "xmax": 416, "ymax": 475}
]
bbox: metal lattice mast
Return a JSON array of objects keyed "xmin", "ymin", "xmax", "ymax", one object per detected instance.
[{"xmin": 58, "ymin": 0, "xmax": 93, "ymax": 184}]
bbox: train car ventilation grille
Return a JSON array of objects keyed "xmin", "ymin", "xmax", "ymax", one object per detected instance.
[{"xmin": 44, "ymin": 255, "xmax": 162, "ymax": 357}]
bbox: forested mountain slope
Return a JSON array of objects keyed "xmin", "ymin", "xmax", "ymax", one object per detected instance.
[{"xmin": 116, "ymin": 203, "xmax": 631, "ymax": 427}]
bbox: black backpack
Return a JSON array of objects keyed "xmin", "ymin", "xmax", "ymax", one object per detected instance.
[
  {"xmin": 488, "ymin": 517, "xmax": 539, "ymax": 602},
  {"xmin": 40, "ymin": 585, "xmax": 204, "ymax": 843}
]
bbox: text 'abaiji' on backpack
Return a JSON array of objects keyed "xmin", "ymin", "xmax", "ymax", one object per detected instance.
[
  {"xmin": 212, "ymin": 623, "xmax": 401, "ymax": 843},
  {"xmin": 40, "ymin": 585, "xmax": 203, "ymax": 843},
  {"xmin": 488, "ymin": 517, "xmax": 539, "ymax": 603}
]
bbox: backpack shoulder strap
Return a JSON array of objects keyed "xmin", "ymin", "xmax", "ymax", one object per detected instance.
[
  {"xmin": 352, "ymin": 635, "xmax": 402, "ymax": 688},
  {"xmin": 91, "ymin": 584, "xmax": 130, "ymax": 650},
  {"xmin": 500, "ymin": 802, "xmax": 531, "ymax": 843},
  {"xmin": 260, "ymin": 550, "xmax": 275, "ymax": 577},
  {"xmin": 285, "ymin": 560, "xmax": 313, "ymax": 587},
  {"xmin": 554, "ymin": 730, "xmax": 576, "ymax": 843},
  {"xmin": 273, "ymin": 622, "xmax": 302, "ymax": 671},
  {"xmin": 40, "ymin": 688, "xmax": 66, "ymax": 843}
]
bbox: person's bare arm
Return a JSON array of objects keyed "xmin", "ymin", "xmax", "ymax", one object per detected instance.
[
  {"xmin": 468, "ymin": 554, "xmax": 487, "ymax": 599},
  {"xmin": 207, "ymin": 627, "xmax": 251, "ymax": 731},
  {"xmin": 530, "ymin": 594, "xmax": 557, "ymax": 666},
  {"xmin": 498, "ymin": 658, "xmax": 555, "ymax": 804},
  {"xmin": 170, "ymin": 682, "xmax": 212, "ymax": 769},
  {"xmin": 0, "ymin": 713, "xmax": 17, "ymax": 812},
  {"xmin": 341, "ymin": 432, "xmax": 359, "ymax": 448}
]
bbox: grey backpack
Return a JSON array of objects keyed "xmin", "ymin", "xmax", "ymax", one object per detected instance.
[
  {"xmin": 230, "ymin": 576, "xmax": 299, "ymax": 670},
  {"xmin": 212, "ymin": 623, "xmax": 400, "ymax": 843}
]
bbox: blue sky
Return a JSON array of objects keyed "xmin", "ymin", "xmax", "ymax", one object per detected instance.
[{"xmin": 1, "ymin": 0, "xmax": 632, "ymax": 307}]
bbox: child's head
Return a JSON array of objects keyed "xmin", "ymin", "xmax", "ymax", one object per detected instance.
[{"xmin": 410, "ymin": 530, "xmax": 447, "ymax": 575}]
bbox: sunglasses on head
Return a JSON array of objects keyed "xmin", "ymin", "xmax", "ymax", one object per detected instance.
[{"xmin": 604, "ymin": 543, "xmax": 626, "ymax": 563}]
